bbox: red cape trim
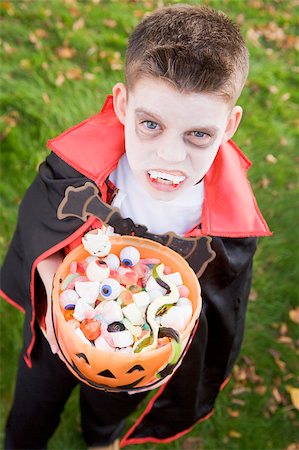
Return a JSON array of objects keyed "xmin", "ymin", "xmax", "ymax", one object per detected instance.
[{"xmin": 0, "ymin": 289, "xmax": 25, "ymax": 313}]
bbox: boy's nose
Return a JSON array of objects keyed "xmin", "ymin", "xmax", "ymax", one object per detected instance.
[{"xmin": 156, "ymin": 141, "xmax": 186, "ymax": 163}]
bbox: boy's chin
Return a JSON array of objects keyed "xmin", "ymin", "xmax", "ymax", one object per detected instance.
[{"xmin": 144, "ymin": 182, "xmax": 185, "ymax": 202}]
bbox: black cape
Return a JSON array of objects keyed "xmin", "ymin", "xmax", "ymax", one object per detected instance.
[{"xmin": 1, "ymin": 152, "xmax": 257, "ymax": 444}]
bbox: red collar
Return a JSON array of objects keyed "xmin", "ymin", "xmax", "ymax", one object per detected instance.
[{"xmin": 48, "ymin": 96, "xmax": 271, "ymax": 238}]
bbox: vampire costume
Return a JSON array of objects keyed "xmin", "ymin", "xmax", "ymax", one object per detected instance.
[{"xmin": 0, "ymin": 96, "xmax": 271, "ymax": 447}]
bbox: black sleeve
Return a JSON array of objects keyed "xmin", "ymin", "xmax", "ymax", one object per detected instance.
[{"xmin": 0, "ymin": 152, "xmax": 92, "ymax": 309}]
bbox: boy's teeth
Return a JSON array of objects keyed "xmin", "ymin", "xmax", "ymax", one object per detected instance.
[{"xmin": 148, "ymin": 171, "xmax": 185, "ymax": 184}]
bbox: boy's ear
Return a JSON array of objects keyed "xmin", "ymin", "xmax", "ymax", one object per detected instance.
[
  {"xmin": 112, "ymin": 82, "xmax": 127, "ymax": 125},
  {"xmin": 221, "ymin": 105, "xmax": 243, "ymax": 144}
]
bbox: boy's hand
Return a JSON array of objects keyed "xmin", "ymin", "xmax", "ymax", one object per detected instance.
[
  {"xmin": 45, "ymin": 294, "xmax": 59, "ymax": 354},
  {"xmin": 37, "ymin": 252, "xmax": 64, "ymax": 356}
]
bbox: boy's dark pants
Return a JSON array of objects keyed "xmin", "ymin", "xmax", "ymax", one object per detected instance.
[{"xmin": 4, "ymin": 327, "xmax": 147, "ymax": 449}]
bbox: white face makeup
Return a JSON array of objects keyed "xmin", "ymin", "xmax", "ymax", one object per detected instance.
[{"xmin": 113, "ymin": 77, "xmax": 242, "ymax": 201}]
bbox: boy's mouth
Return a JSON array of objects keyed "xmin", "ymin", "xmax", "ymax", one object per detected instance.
[{"xmin": 147, "ymin": 170, "xmax": 186, "ymax": 190}]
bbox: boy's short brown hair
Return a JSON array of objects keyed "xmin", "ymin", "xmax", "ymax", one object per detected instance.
[{"xmin": 125, "ymin": 5, "xmax": 249, "ymax": 104}]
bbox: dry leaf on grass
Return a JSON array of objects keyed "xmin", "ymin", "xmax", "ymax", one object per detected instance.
[
  {"xmin": 286, "ymin": 386, "xmax": 299, "ymax": 410},
  {"xmin": 289, "ymin": 307, "xmax": 299, "ymax": 324}
]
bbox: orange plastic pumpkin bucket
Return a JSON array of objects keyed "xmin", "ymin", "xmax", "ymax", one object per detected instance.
[{"xmin": 52, "ymin": 235, "xmax": 202, "ymax": 392}]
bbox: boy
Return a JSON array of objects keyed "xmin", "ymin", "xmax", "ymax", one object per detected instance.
[{"xmin": 0, "ymin": 4, "xmax": 271, "ymax": 450}]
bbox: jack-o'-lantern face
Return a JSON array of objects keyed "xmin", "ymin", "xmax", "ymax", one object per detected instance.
[
  {"xmin": 54, "ymin": 324, "xmax": 174, "ymax": 391},
  {"xmin": 52, "ymin": 236, "xmax": 202, "ymax": 392}
]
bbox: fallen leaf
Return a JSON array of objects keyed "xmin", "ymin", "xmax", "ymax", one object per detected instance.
[
  {"xmin": 42, "ymin": 93, "xmax": 50, "ymax": 104},
  {"xmin": 280, "ymin": 323, "xmax": 288, "ymax": 335},
  {"xmin": 55, "ymin": 74, "xmax": 65, "ymax": 86},
  {"xmin": 73, "ymin": 17, "xmax": 85, "ymax": 31},
  {"xmin": 3, "ymin": 41, "xmax": 15, "ymax": 53},
  {"xmin": 272, "ymin": 387, "xmax": 283, "ymax": 404},
  {"xmin": 289, "ymin": 307, "xmax": 299, "ymax": 324},
  {"xmin": 65, "ymin": 68, "xmax": 82, "ymax": 80},
  {"xmin": 281, "ymin": 93, "xmax": 291, "ymax": 101},
  {"xmin": 286, "ymin": 443, "xmax": 299, "ymax": 450},
  {"xmin": 249, "ymin": 289, "xmax": 258, "ymax": 301},
  {"xmin": 268, "ymin": 85, "xmax": 279, "ymax": 94},
  {"xmin": 182, "ymin": 436, "xmax": 204, "ymax": 450},
  {"xmin": 266, "ymin": 154, "xmax": 278, "ymax": 164},
  {"xmin": 276, "ymin": 336, "xmax": 293, "ymax": 345},
  {"xmin": 228, "ymin": 430, "xmax": 242, "ymax": 438},
  {"xmin": 19, "ymin": 59, "xmax": 31, "ymax": 69},
  {"xmin": 259, "ymin": 177, "xmax": 271, "ymax": 189},
  {"xmin": 103, "ymin": 19, "xmax": 117, "ymax": 28},
  {"xmin": 255, "ymin": 385, "xmax": 267, "ymax": 395},
  {"xmin": 227, "ymin": 407, "xmax": 240, "ymax": 417},
  {"xmin": 35, "ymin": 29, "xmax": 48, "ymax": 39},
  {"xmin": 99, "ymin": 50, "xmax": 108, "ymax": 59},
  {"xmin": 56, "ymin": 46, "xmax": 76, "ymax": 59},
  {"xmin": 231, "ymin": 398, "xmax": 246, "ymax": 406},
  {"xmin": 286, "ymin": 386, "xmax": 299, "ymax": 410},
  {"xmin": 269, "ymin": 349, "xmax": 287, "ymax": 372},
  {"xmin": 84, "ymin": 73, "xmax": 95, "ymax": 80}
]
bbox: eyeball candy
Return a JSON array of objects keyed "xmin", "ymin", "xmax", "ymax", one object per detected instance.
[
  {"xmin": 103, "ymin": 254, "xmax": 120, "ymax": 271},
  {"xmin": 59, "ymin": 289, "xmax": 79, "ymax": 308},
  {"xmin": 99, "ymin": 278, "xmax": 121, "ymax": 300},
  {"xmin": 120, "ymin": 246, "xmax": 140, "ymax": 267},
  {"xmin": 86, "ymin": 259, "xmax": 110, "ymax": 282},
  {"xmin": 59, "ymin": 236, "xmax": 195, "ymax": 358}
]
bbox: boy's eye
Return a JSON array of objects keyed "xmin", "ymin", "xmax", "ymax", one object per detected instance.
[
  {"xmin": 142, "ymin": 120, "xmax": 160, "ymax": 131},
  {"xmin": 187, "ymin": 130, "xmax": 211, "ymax": 146},
  {"xmin": 191, "ymin": 131, "xmax": 208, "ymax": 139}
]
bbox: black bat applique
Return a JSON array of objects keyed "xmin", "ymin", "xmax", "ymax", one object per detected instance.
[{"xmin": 57, "ymin": 182, "xmax": 215, "ymax": 277}]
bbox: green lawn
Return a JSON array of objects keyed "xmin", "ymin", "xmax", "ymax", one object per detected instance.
[{"xmin": 0, "ymin": 1, "xmax": 298, "ymax": 449}]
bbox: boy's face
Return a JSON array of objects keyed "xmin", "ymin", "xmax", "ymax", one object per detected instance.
[{"xmin": 113, "ymin": 77, "xmax": 242, "ymax": 201}]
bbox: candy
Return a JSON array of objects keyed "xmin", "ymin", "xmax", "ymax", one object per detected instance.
[
  {"xmin": 100, "ymin": 300, "xmax": 123, "ymax": 325},
  {"xmin": 133, "ymin": 291, "xmax": 150, "ymax": 316},
  {"xmin": 86, "ymin": 259, "xmax": 110, "ymax": 282},
  {"xmin": 145, "ymin": 276, "xmax": 167, "ymax": 295},
  {"xmin": 75, "ymin": 281, "xmax": 100, "ymax": 303},
  {"xmin": 122, "ymin": 303, "xmax": 144, "ymax": 326},
  {"xmin": 110, "ymin": 330, "xmax": 134, "ymax": 348},
  {"xmin": 107, "ymin": 321, "xmax": 126, "ymax": 332},
  {"xmin": 160, "ymin": 306, "xmax": 190, "ymax": 332},
  {"xmin": 74, "ymin": 327, "xmax": 92, "ymax": 345},
  {"xmin": 120, "ymin": 246, "xmax": 140, "ymax": 267},
  {"xmin": 118, "ymin": 267, "xmax": 139, "ymax": 286},
  {"xmin": 80, "ymin": 319, "xmax": 101, "ymax": 340},
  {"xmin": 82, "ymin": 229, "xmax": 112, "ymax": 257},
  {"xmin": 94, "ymin": 335, "xmax": 115, "ymax": 352},
  {"xmin": 147, "ymin": 289, "xmax": 163, "ymax": 301},
  {"xmin": 70, "ymin": 261, "xmax": 78, "ymax": 274},
  {"xmin": 122, "ymin": 318, "xmax": 142, "ymax": 338},
  {"xmin": 73, "ymin": 300, "xmax": 95, "ymax": 321},
  {"xmin": 59, "ymin": 238, "xmax": 194, "ymax": 357},
  {"xmin": 178, "ymin": 285, "xmax": 190, "ymax": 298},
  {"xmin": 140, "ymin": 258, "xmax": 160, "ymax": 265},
  {"xmin": 164, "ymin": 272, "xmax": 183, "ymax": 286},
  {"xmin": 100, "ymin": 278, "xmax": 121, "ymax": 301},
  {"xmin": 118, "ymin": 289, "xmax": 133, "ymax": 306},
  {"xmin": 103, "ymin": 253, "xmax": 120, "ymax": 271},
  {"xmin": 128, "ymin": 284, "xmax": 142, "ymax": 294},
  {"xmin": 59, "ymin": 289, "xmax": 79, "ymax": 308},
  {"xmin": 61, "ymin": 272, "xmax": 80, "ymax": 290}
]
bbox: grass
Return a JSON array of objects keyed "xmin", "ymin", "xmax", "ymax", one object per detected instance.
[{"xmin": 1, "ymin": 0, "xmax": 298, "ymax": 449}]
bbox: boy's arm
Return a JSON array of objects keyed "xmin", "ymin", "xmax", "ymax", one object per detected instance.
[{"xmin": 37, "ymin": 251, "xmax": 64, "ymax": 354}]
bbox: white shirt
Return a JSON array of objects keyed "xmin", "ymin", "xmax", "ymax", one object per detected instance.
[{"xmin": 109, "ymin": 154, "xmax": 204, "ymax": 235}]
